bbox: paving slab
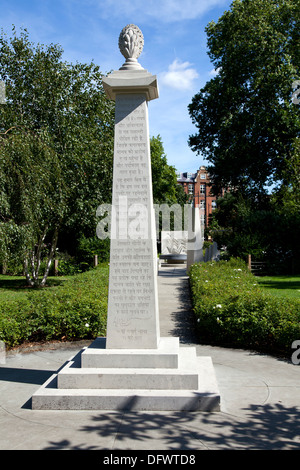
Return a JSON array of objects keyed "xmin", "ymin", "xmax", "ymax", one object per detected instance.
[{"xmin": 0, "ymin": 265, "xmax": 300, "ymax": 450}]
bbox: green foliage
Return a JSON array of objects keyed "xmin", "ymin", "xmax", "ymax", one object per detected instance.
[
  {"xmin": 208, "ymin": 191, "xmax": 300, "ymax": 273},
  {"xmin": 55, "ymin": 252, "xmax": 82, "ymax": 276},
  {"xmin": 76, "ymin": 236, "xmax": 110, "ymax": 264},
  {"xmin": 188, "ymin": 0, "xmax": 300, "ymax": 194},
  {"xmin": 150, "ymin": 135, "xmax": 181, "ymax": 205},
  {"xmin": 0, "ymin": 220, "xmax": 31, "ymax": 272},
  {"xmin": 53, "ymin": 237, "xmax": 110, "ymax": 275},
  {"xmin": 189, "ymin": 259, "xmax": 300, "ymax": 357},
  {"xmin": 257, "ymin": 275, "xmax": 300, "ymax": 300},
  {"xmin": 0, "ymin": 27, "xmax": 115, "ymax": 286},
  {"xmin": 271, "ymin": 137, "xmax": 300, "ymax": 214},
  {"xmin": 0, "ymin": 128, "xmax": 65, "ymax": 284},
  {"xmin": 189, "ymin": 1, "xmax": 300, "ymax": 268},
  {"xmin": 150, "ymin": 135, "xmax": 189, "ymax": 240},
  {"xmin": 0, "ymin": 264, "xmax": 109, "ymax": 348}
]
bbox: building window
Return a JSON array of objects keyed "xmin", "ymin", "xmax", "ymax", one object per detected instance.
[
  {"xmin": 200, "ymin": 173, "xmax": 206, "ymax": 179},
  {"xmin": 188, "ymin": 184, "xmax": 194, "ymax": 194},
  {"xmin": 212, "ymin": 200, "xmax": 217, "ymax": 210},
  {"xmin": 200, "ymin": 184, "xmax": 205, "ymax": 194},
  {"xmin": 200, "ymin": 200, "xmax": 205, "ymax": 209}
]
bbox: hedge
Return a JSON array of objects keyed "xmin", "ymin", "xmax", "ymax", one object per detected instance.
[
  {"xmin": 189, "ymin": 258, "xmax": 300, "ymax": 357},
  {"xmin": 0, "ymin": 264, "xmax": 109, "ymax": 349}
]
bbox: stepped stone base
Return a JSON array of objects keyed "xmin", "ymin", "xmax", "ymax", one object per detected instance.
[{"xmin": 32, "ymin": 337, "xmax": 221, "ymax": 411}]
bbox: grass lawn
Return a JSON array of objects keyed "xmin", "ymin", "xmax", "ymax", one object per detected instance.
[
  {"xmin": 0, "ymin": 274, "xmax": 70, "ymax": 302},
  {"xmin": 256, "ymin": 275, "xmax": 300, "ymax": 300}
]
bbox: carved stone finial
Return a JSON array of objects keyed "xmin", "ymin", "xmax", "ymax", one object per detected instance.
[{"xmin": 118, "ymin": 24, "xmax": 144, "ymax": 70}]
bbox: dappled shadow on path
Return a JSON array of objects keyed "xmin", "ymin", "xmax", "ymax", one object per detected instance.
[
  {"xmin": 43, "ymin": 402, "xmax": 300, "ymax": 450},
  {"xmin": 42, "ymin": 270, "xmax": 300, "ymax": 450},
  {"xmin": 11, "ymin": 267, "xmax": 299, "ymax": 450},
  {"xmin": 168, "ymin": 274, "xmax": 199, "ymax": 345}
]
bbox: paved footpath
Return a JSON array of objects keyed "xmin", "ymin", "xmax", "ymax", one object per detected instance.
[{"xmin": 0, "ymin": 265, "xmax": 300, "ymax": 450}]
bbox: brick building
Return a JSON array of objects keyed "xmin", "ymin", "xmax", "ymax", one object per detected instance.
[{"xmin": 177, "ymin": 166, "xmax": 218, "ymax": 229}]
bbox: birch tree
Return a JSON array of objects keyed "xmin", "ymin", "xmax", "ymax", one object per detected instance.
[
  {"xmin": 0, "ymin": 129, "xmax": 65, "ymax": 286},
  {"xmin": 0, "ymin": 27, "xmax": 114, "ymax": 286}
]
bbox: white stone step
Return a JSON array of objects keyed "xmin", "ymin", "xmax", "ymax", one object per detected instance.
[
  {"xmin": 32, "ymin": 356, "xmax": 220, "ymax": 411},
  {"xmin": 57, "ymin": 346, "xmax": 199, "ymax": 390},
  {"xmin": 81, "ymin": 337, "xmax": 180, "ymax": 369}
]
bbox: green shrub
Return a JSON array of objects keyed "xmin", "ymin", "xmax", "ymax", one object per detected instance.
[
  {"xmin": 76, "ymin": 236, "xmax": 110, "ymax": 264},
  {"xmin": 0, "ymin": 300, "xmax": 31, "ymax": 346},
  {"xmin": 189, "ymin": 259, "xmax": 300, "ymax": 357},
  {"xmin": 0, "ymin": 264, "xmax": 109, "ymax": 349},
  {"xmin": 55, "ymin": 252, "xmax": 83, "ymax": 276}
]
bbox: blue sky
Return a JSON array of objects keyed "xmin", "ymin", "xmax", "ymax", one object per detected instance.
[{"xmin": 1, "ymin": 0, "xmax": 233, "ymax": 172}]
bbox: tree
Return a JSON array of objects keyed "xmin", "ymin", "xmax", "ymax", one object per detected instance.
[
  {"xmin": 208, "ymin": 191, "xmax": 300, "ymax": 273},
  {"xmin": 271, "ymin": 136, "xmax": 300, "ymax": 213},
  {"xmin": 150, "ymin": 135, "xmax": 189, "ymax": 241},
  {"xmin": 0, "ymin": 128, "xmax": 65, "ymax": 285},
  {"xmin": 150, "ymin": 135, "xmax": 180, "ymax": 204},
  {"xmin": 0, "ymin": 27, "xmax": 115, "ymax": 285},
  {"xmin": 188, "ymin": 0, "xmax": 300, "ymax": 195}
]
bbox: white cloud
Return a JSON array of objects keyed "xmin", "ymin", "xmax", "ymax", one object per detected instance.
[
  {"xmin": 89, "ymin": 0, "xmax": 230, "ymax": 23},
  {"xmin": 160, "ymin": 59, "xmax": 199, "ymax": 90},
  {"xmin": 209, "ymin": 67, "xmax": 221, "ymax": 76},
  {"xmin": 148, "ymin": 0, "xmax": 229, "ymax": 21}
]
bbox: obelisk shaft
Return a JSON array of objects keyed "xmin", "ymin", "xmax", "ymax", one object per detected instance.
[{"xmin": 105, "ymin": 92, "xmax": 160, "ymax": 349}]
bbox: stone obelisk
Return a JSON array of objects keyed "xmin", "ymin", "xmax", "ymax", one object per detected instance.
[
  {"xmin": 102, "ymin": 24, "xmax": 160, "ymax": 349},
  {"xmin": 31, "ymin": 26, "xmax": 220, "ymax": 411}
]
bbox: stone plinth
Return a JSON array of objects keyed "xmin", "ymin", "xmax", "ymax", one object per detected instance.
[
  {"xmin": 32, "ymin": 338, "xmax": 220, "ymax": 411},
  {"xmin": 81, "ymin": 337, "xmax": 179, "ymax": 369}
]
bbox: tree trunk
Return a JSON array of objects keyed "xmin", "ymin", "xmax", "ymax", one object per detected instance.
[
  {"xmin": 24, "ymin": 257, "xmax": 34, "ymax": 287},
  {"xmin": 24, "ymin": 225, "xmax": 58, "ymax": 288},
  {"xmin": 1, "ymin": 261, "xmax": 7, "ymax": 275}
]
